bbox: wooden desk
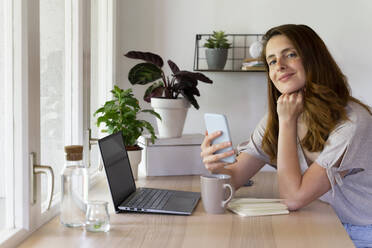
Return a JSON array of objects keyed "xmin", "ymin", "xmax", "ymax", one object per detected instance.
[{"xmin": 19, "ymin": 172, "xmax": 354, "ymax": 248}]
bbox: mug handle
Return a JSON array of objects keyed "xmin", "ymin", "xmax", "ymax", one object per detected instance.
[{"xmin": 222, "ymin": 184, "xmax": 234, "ymax": 208}]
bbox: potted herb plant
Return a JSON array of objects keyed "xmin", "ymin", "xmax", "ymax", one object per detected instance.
[
  {"xmin": 94, "ymin": 85, "xmax": 161, "ymax": 179},
  {"xmin": 204, "ymin": 31, "xmax": 231, "ymax": 70},
  {"xmin": 124, "ymin": 51, "xmax": 213, "ymax": 138}
]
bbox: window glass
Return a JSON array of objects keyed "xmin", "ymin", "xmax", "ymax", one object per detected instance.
[
  {"xmin": 40, "ymin": 0, "xmax": 65, "ymax": 208},
  {"xmin": 89, "ymin": 0, "xmax": 102, "ymax": 173},
  {"xmin": 0, "ymin": 0, "xmax": 6, "ymax": 230}
]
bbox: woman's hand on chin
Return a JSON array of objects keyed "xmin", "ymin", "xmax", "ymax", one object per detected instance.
[{"xmin": 277, "ymin": 90, "xmax": 304, "ymax": 123}]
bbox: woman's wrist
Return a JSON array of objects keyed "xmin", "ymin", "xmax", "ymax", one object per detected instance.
[
  {"xmin": 222, "ymin": 163, "xmax": 240, "ymax": 190},
  {"xmin": 279, "ymin": 118, "xmax": 298, "ymax": 128}
]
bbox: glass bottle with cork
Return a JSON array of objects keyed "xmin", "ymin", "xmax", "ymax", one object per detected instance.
[{"xmin": 60, "ymin": 145, "xmax": 88, "ymax": 227}]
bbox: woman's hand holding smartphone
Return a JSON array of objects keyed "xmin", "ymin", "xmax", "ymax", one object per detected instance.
[{"xmin": 202, "ymin": 114, "xmax": 236, "ymax": 168}]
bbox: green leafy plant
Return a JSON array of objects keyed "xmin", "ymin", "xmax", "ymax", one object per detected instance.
[
  {"xmin": 204, "ymin": 31, "xmax": 231, "ymax": 49},
  {"xmin": 94, "ymin": 86, "xmax": 161, "ymax": 147},
  {"xmin": 124, "ymin": 51, "xmax": 213, "ymax": 109}
]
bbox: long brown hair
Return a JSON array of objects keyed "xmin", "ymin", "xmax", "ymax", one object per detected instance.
[{"xmin": 260, "ymin": 24, "xmax": 371, "ymax": 163}]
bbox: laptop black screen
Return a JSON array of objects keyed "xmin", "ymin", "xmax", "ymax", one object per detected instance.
[{"xmin": 98, "ymin": 132, "xmax": 136, "ymax": 211}]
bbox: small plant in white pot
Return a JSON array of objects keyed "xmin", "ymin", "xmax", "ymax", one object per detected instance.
[
  {"xmin": 204, "ymin": 31, "xmax": 231, "ymax": 70},
  {"xmin": 94, "ymin": 86, "xmax": 161, "ymax": 179},
  {"xmin": 124, "ymin": 51, "xmax": 213, "ymax": 138}
]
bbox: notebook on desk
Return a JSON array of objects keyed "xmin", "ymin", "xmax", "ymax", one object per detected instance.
[
  {"xmin": 98, "ymin": 131, "xmax": 201, "ymax": 215},
  {"xmin": 228, "ymin": 198, "xmax": 289, "ymax": 217}
]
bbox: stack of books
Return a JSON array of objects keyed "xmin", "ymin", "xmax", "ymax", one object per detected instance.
[
  {"xmin": 241, "ymin": 58, "xmax": 265, "ymax": 71},
  {"xmin": 228, "ymin": 198, "xmax": 289, "ymax": 217}
]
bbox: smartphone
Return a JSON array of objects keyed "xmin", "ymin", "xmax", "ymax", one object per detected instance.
[{"xmin": 204, "ymin": 113, "xmax": 236, "ymax": 164}]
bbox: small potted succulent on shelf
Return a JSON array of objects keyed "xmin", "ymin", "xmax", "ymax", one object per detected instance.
[
  {"xmin": 94, "ymin": 85, "xmax": 161, "ymax": 179},
  {"xmin": 124, "ymin": 51, "xmax": 213, "ymax": 138},
  {"xmin": 203, "ymin": 31, "xmax": 231, "ymax": 70}
]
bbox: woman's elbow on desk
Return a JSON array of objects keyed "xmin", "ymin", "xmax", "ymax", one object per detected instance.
[
  {"xmin": 280, "ymin": 189, "xmax": 313, "ymax": 211},
  {"xmin": 278, "ymin": 185, "xmax": 307, "ymax": 210},
  {"xmin": 283, "ymin": 197, "xmax": 305, "ymax": 211},
  {"xmin": 282, "ymin": 190, "xmax": 321, "ymax": 211}
]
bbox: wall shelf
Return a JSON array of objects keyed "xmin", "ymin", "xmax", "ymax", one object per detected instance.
[{"xmin": 193, "ymin": 34, "xmax": 266, "ymax": 72}]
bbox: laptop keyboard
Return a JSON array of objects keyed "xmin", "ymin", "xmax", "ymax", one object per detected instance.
[{"xmin": 126, "ymin": 188, "xmax": 173, "ymax": 210}]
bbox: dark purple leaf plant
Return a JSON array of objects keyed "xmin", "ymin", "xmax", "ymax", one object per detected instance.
[{"xmin": 124, "ymin": 51, "xmax": 213, "ymax": 109}]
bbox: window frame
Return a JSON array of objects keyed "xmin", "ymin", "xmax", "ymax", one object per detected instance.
[
  {"xmin": 0, "ymin": 0, "xmax": 31, "ymax": 246},
  {"xmin": 0, "ymin": 0, "xmax": 117, "ymax": 246},
  {"xmin": 83, "ymin": 0, "xmax": 116, "ymax": 186},
  {"xmin": 0, "ymin": 0, "xmax": 14, "ymax": 233}
]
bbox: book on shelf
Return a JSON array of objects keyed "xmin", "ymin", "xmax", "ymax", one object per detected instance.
[
  {"xmin": 241, "ymin": 58, "xmax": 265, "ymax": 71},
  {"xmin": 241, "ymin": 65, "xmax": 265, "ymax": 71},
  {"xmin": 227, "ymin": 198, "xmax": 289, "ymax": 217}
]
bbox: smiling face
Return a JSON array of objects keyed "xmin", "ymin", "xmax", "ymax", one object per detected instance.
[{"xmin": 265, "ymin": 35, "xmax": 306, "ymax": 94}]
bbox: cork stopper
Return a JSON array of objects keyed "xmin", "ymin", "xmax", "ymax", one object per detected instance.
[{"xmin": 64, "ymin": 145, "xmax": 83, "ymax": 161}]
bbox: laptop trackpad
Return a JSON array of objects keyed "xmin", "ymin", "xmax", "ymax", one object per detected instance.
[{"xmin": 164, "ymin": 196, "xmax": 196, "ymax": 212}]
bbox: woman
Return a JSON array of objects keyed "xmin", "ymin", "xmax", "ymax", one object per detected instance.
[{"xmin": 200, "ymin": 24, "xmax": 372, "ymax": 247}]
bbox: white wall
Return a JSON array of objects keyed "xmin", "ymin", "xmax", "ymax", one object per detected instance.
[{"xmin": 116, "ymin": 0, "xmax": 372, "ymax": 147}]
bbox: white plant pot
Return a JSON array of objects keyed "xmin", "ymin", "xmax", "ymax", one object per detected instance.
[
  {"xmin": 151, "ymin": 98, "xmax": 190, "ymax": 138},
  {"xmin": 127, "ymin": 149, "xmax": 142, "ymax": 180}
]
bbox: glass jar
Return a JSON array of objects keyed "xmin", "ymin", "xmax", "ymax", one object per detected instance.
[
  {"xmin": 60, "ymin": 145, "xmax": 89, "ymax": 227},
  {"xmin": 85, "ymin": 201, "xmax": 110, "ymax": 232}
]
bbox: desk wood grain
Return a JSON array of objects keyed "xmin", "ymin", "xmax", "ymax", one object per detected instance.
[{"xmin": 19, "ymin": 172, "xmax": 354, "ymax": 248}]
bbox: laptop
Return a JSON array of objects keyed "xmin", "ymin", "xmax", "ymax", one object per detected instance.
[{"xmin": 98, "ymin": 131, "xmax": 201, "ymax": 215}]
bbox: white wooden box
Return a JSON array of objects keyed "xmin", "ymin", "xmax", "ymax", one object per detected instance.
[{"xmin": 137, "ymin": 134, "xmax": 209, "ymax": 176}]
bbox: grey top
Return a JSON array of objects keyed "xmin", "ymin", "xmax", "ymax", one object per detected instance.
[{"xmin": 238, "ymin": 101, "xmax": 372, "ymax": 225}]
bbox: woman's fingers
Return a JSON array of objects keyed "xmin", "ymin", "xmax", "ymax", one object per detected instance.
[
  {"xmin": 201, "ymin": 130, "xmax": 221, "ymax": 149},
  {"xmin": 278, "ymin": 90, "xmax": 303, "ymax": 102},
  {"xmin": 276, "ymin": 90, "xmax": 304, "ymax": 121},
  {"xmin": 297, "ymin": 90, "xmax": 303, "ymax": 103},
  {"xmin": 200, "ymin": 130, "xmax": 235, "ymax": 174},
  {"xmin": 200, "ymin": 141, "xmax": 232, "ymax": 157},
  {"xmin": 211, "ymin": 141, "xmax": 232, "ymax": 154},
  {"xmin": 202, "ymin": 150, "xmax": 235, "ymax": 164}
]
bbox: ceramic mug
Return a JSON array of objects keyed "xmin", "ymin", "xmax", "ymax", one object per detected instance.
[{"xmin": 200, "ymin": 174, "xmax": 234, "ymax": 214}]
